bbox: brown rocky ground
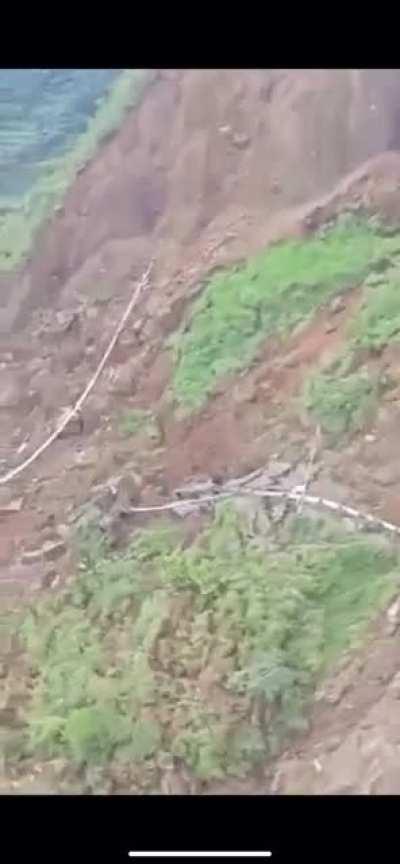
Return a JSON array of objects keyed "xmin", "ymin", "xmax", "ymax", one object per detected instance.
[{"xmin": 3, "ymin": 70, "xmax": 400, "ymax": 794}]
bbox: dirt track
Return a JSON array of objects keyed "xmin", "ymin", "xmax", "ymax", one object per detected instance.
[{"xmin": 3, "ymin": 70, "xmax": 400, "ymax": 794}]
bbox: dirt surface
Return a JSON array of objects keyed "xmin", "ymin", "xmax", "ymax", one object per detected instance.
[
  {"xmin": 4, "ymin": 70, "xmax": 400, "ymax": 794},
  {"xmin": 3, "ymin": 69, "xmax": 400, "ymax": 333}
]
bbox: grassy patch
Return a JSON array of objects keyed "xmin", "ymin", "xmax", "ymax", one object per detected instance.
[
  {"xmin": 303, "ymin": 264, "xmax": 400, "ymax": 441},
  {"xmin": 172, "ymin": 217, "xmax": 400, "ymax": 411},
  {"xmin": 350, "ymin": 272, "xmax": 400, "ymax": 350},
  {"xmin": 0, "ymin": 70, "xmax": 152, "ymax": 272},
  {"xmin": 117, "ymin": 408, "xmax": 157, "ymax": 439},
  {"xmin": 16, "ymin": 505, "xmax": 399, "ymax": 789},
  {"xmin": 303, "ymin": 355, "xmax": 383, "ymax": 443}
]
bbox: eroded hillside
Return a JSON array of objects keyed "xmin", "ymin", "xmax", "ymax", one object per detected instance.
[{"xmin": 2, "ymin": 70, "xmax": 400, "ymax": 795}]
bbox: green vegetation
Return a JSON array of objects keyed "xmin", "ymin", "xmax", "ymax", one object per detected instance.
[
  {"xmin": 303, "ymin": 258, "xmax": 400, "ymax": 442},
  {"xmin": 303, "ymin": 355, "xmax": 383, "ymax": 443},
  {"xmin": 0, "ymin": 70, "xmax": 152, "ymax": 272},
  {"xmin": 16, "ymin": 506, "xmax": 399, "ymax": 789},
  {"xmin": 118, "ymin": 408, "xmax": 157, "ymax": 439},
  {"xmin": 172, "ymin": 217, "xmax": 400, "ymax": 411},
  {"xmin": 351, "ymin": 272, "xmax": 400, "ymax": 350}
]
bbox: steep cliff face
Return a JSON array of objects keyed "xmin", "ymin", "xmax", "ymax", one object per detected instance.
[{"xmin": 2, "ymin": 68, "xmax": 400, "ymax": 333}]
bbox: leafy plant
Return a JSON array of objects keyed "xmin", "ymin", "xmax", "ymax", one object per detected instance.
[
  {"xmin": 118, "ymin": 408, "xmax": 157, "ymax": 438},
  {"xmin": 17, "ymin": 504, "xmax": 400, "ymax": 786},
  {"xmin": 303, "ymin": 356, "xmax": 381, "ymax": 443},
  {"xmin": 172, "ymin": 218, "xmax": 400, "ymax": 410},
  {"xmin": 351, "ymin": 272, "xmax": 400, "ymax": 350}
]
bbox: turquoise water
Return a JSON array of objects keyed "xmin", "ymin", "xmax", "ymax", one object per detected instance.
[{"xmin": 0, "ymin": 69, "xmax": 121, "ymax": 204}]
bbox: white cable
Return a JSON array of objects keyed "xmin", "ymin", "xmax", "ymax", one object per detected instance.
[{"xmin": 0, "ymin": 259, "xmax": 154, "ymax": 486}]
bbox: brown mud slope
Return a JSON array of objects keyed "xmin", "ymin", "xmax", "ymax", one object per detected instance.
[
  {"xmin": 4, "ymin": 71, "xmax": 400, "ymax": 795},
  {"xmin": 2, "ymin": 68, "xmax": 400, "ymax": 333}
]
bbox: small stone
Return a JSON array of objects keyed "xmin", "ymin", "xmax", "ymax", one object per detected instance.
[
  {"xmin": 38, "ymin": 513, "xmax": 56, "ymax": 531},
  {"xmin": 108, "ymin": 362, "xmax": 138, "ymax": 396},
  {"xmin": 330, "ymin": 295, "xmax": 346, "ymax": 314},
  {"xmin": 364, "ymin": 434, "xmax": 376, "ymax": 443},
  {"xmin": 72, "ymin": 448, "xmax": 98, "ymax": 469},
  {"xmin": 132, "ymin": 318, "xmax": 144, "ymax": 335},
  {"xmin": 325, "ymin": 321, "xmax": 338, "ymax": 334},
  {"xmin": 57, "ymin": 413, "xmax": 83, "ymax": 439},
  {"xmin": 232, "ymin": 132, "xmax": 250, "ymax": 149},
  {"xmin": 41, "ymin": 540, "xmax": 66, "ymax": 562}
]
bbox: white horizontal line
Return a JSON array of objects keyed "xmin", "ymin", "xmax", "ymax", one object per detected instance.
[{"xmin": 128, "ymin": 854, "xmax": 272, "ymax": 859}]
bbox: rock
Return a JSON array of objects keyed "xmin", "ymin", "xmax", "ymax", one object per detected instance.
[
  {"xmin": 42, "ymin": 540, "xmax": 66, "ymax": 563},
  {"xmin": 330, "ymin": 295, "xmax": 346, "ymax": 314},
  {"xmin": 107, "ymin": 363, "xmax": 137, "ymax": 397},
  {"xmin": 55, "ymin": 523, "xmax": 70, "ymax": 541},
  {"xmin": 57, "ymin": 412, "xmax": 83, "ymax": 439},
  {"xmin": 71, "ymin": 448, "xmax": 98, "ymax": 469},
  {"xmin": 325, "ymin": 735, "xmax": 343, "ymax": 752},
  {"xmin": 364, "ymin": 434, "xmax": 376, "ymax": 443},
  {"xmin": 54, "ymin": 310, "xmax": 81, "ymax": 335},
  {"xmin": 232, "ymin": 132, "xmax": 250, "ymax": 149},
  {"xmin": 112, "ymin": 473, "xmax": 142, "ymax": 509},
  {"xmin": 41, "ymin": 568, "xmax": 58, "ymax": 590},
  {"xmin": 90, "ymin": 484, "xmax": 117, "ymax": 512},
  {"xmin": 325, "ymin": 321, "xmax": 338, "ymax": 334},
  {"xmin": 38, "ymin": 512, "xmax": 56, "ymax": 531},
  {"xmin": 132, "ymin": 318, "xmax": 144, "ymax": 336}
]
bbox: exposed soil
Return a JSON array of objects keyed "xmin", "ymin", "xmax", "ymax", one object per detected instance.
[{"xmin": 3, "ymin": 70, "xmax": 400, "ymax": 794}]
